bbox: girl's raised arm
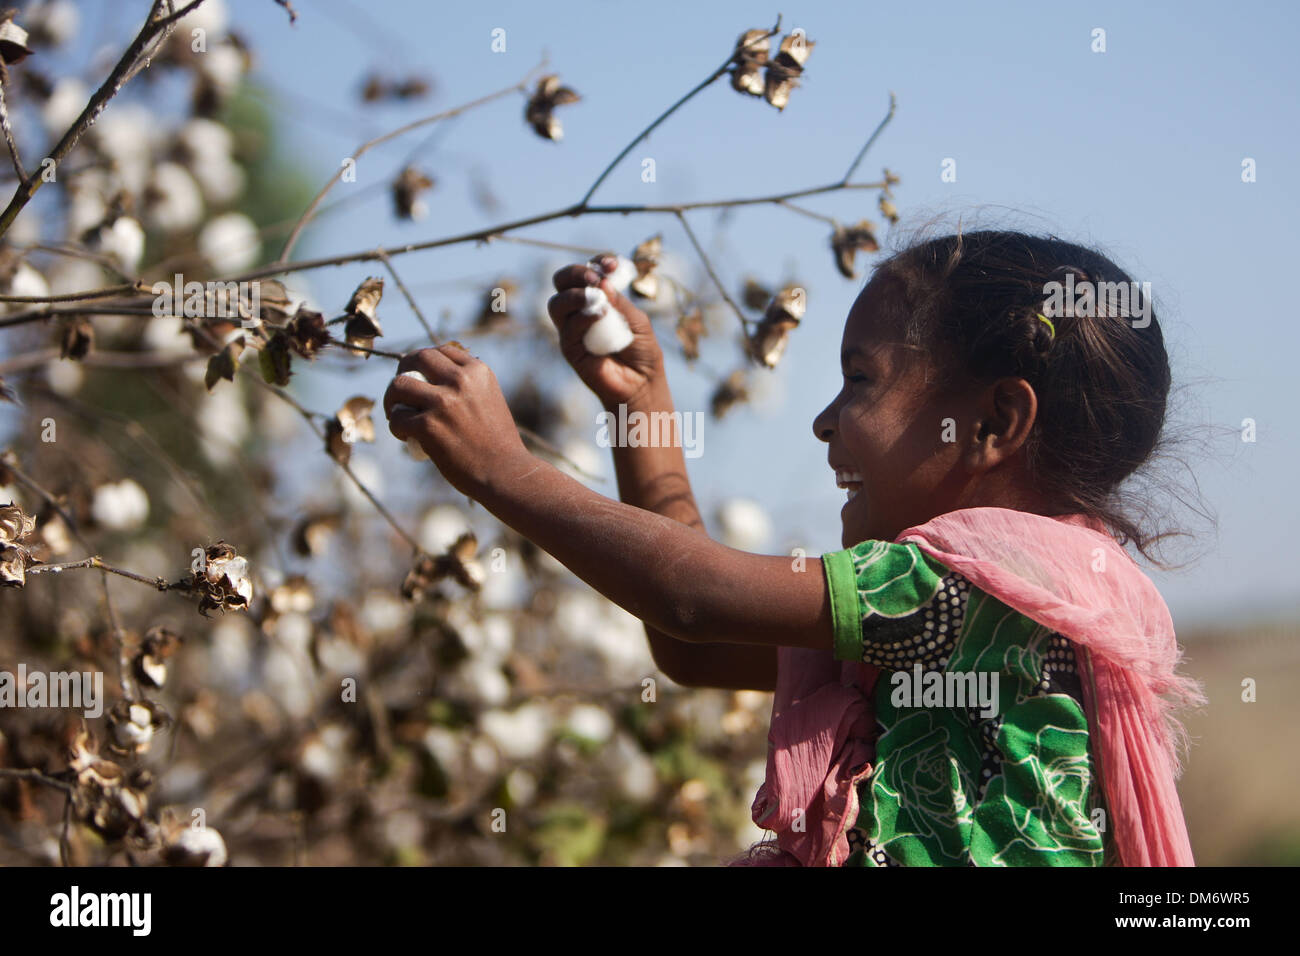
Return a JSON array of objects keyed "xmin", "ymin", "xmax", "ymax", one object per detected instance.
[{"xmin": 476, "ymin": 453, "xmax": 834, "ymax": 653}]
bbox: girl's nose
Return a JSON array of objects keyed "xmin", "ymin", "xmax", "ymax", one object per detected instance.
[{"xmin": 812, "ymin": 404, "xmax": 835, "ymax": 442}]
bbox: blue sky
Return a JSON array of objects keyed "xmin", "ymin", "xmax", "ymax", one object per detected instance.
[{"xmin": 104, "ymin": 1, "xmax": 1300, "ymax": 626}]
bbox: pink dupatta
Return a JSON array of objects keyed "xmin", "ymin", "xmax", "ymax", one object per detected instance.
[{"xmin": 733, "ymin": 507, "xmax": 1205, "ymax": 867}]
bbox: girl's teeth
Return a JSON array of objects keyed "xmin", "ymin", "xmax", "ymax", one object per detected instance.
[{"xmin": 846, "ymin": 488, "xmax": 859, "ymax": 501}]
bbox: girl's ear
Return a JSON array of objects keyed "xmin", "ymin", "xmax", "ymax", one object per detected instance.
[{"xmin": 965, "ymin": 377, "xmax": 1037, "ymax": 471}]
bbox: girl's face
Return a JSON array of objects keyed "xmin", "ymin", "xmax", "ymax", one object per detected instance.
[{"xmin": 812, "ymin": 277, "xmax": 974, "ymax": 547}]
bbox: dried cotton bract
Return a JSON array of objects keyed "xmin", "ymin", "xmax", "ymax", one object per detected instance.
[
  {"xmin": 189, "ymin": 541, "xmax": 253, "ymax": 616},
  {"xmin": 629, "ymin": 236, "xmax": 662, "ymax": 300},
  {"xmin": 747, "ymin": 285, "xmax": 806, "ymax": 368},
  {"xmin": 343, "ymin": 277, "xmax": 384, "ymax": 355},
  {"xmin": 764, "ymin": 32, "xmax": 815, "ymax": 111},
  {"xmin": 0, "ymin": 502, "xmax": 36, "ymax": 587},
  {"xmin": 831, "ymin": 220, "xmax": 881, "ymax": 279},
  {"xmin": 402, "ymin": 532, "xmax": 485, "ymax": 600},
  {"xmin": 392, "ymin": 166, "xmax": 435, "ymax": 221},
  {"xmin": 326, "ymin": 397, "xmax": 376, "ymax": 465},
  {"xmin": 525, "ymin": 75, "xmax": 580, "ymax": 141},
  {"xmin": 728, "ymin": 29, "xmax": 771, "ymax": 97}
]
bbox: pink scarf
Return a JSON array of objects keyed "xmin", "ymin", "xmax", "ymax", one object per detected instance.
[{"xmin": 732, "ymin": 507, "xmax": 1205, "ymax": 867}]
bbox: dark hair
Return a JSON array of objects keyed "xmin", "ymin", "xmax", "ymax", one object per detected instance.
[{"xmin": 869, "ymin": 229, "xmax": 1192, "ymax": 566}]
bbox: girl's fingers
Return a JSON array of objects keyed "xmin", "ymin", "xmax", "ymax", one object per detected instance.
[
  {"xmin": 386, "ymin": 404, "xmax": 423, "ymax": 439},
  {"xmin": 396, "ymin": 344, "xmax": 469, "ymax": 382},
  {"xmin": 552, "ymin": 263, "xmax": 603, "ymax": 292},
  {"xmin": 383, "ymin": 372, "xmax": 439, "ymax": 420}
]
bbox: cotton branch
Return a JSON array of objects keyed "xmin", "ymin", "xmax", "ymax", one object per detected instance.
[
  {"xmin": 0, "ymin": 57, "xmax": 26, "ymax": 184},
  {"xmin": 0, "ymin": 0, "xmax": 211, "ymax": 240}
]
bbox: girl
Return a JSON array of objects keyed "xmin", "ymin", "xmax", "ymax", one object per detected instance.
[{"xmin": 383, "ymin": 229, "xmax": 1205, "ymax": 867}]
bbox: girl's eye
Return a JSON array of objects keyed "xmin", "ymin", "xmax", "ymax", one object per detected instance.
[{"xmin": 847, "ymin": 374, "xmax": 871, "ymax": 384}]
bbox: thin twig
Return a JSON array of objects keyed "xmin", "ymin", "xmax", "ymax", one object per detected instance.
[
  {"xmin": 0, "ymin": 768, "xmax": 74, "ymax": 793},
  {"xmin": 27, "ymin": 556, "xmax": 185, "ymax": 590},
  {"xmin": 0, "ymin": 0, "xmax": 209, "ymax": 238},
  {"xmin": 0, "ymin": 282, "xmax": 148, "ymax": 305},
  {"xmin": 842, "ymin": 90, "xmax": 897, "ymax": 184},
  {"xmin": 577, "ymin": 16, "xmax": 782, "ymax": 206},
  {"xmin": 775, "ymin": 199, "xmax": 838, "ymax": 226},
  {"xmin": 673, "ymin": 209, "xmax": 750, "ymax": 334},
  {"xmin": 0, "ymin": 58, "xmax": 26, "ymax": 184},
  {"xmin": 375, "ymin": 247, "xmax": 437, "ymax": 344}
]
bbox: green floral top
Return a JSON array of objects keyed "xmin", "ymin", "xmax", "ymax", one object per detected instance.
[{"xmin": 822, "ymin": 540, "xmax": 1112, "ymax": 867}]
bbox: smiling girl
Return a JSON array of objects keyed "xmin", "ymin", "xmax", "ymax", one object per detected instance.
[{"xmin": 383, "ymin": 229, "xmax": 1205, "ymax": 867}]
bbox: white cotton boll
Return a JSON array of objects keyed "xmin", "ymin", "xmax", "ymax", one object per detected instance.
[
  {"xmin": 716, "ymin": 497, "xmax": 772, "ymax": 551},
  {"xmin": 479, "ymin": 704, "xmax": 554, "ymax": 761},
  {"xmin": 197, "ymin": 384, "xmax": 249, "ymax": 466},
  {"xmin": 610, "ymin": 732, "xmax": 659, "ymax": 802},
  {"xmin": 468, "ymin": 737, "xmax": 499, "ymax": 776},
  {"xmin": 273, "ymin": 611, "xmax": 313, "ymax": 655},
  {"xmin": 67, "ymin": 177, "xmax": 108, "ymax": 239},
  {"xmin": 316, "ymin": 634, "xmax": 364, "ymax": 677},
  {"xmin": 179, "ymin": 118, "xmax": 234, "ymax": 160},
  {"xmin": 91, "ymin": 107, "xmax": 155, "ymax": 195},
  {"xmin": 143, "ymin": 316, "xmax": 191, "ymax": 354},
  {"xmin": 198, "ymin": 212, "xmax": 260, "ymax": 274},
  {"xmin": 42, "ymin": 78, "xmax": 86, "ymax": 136},
  {"xmin": 208, "ymin": 617, "xmax": 253, "ymax": 692},
  {"xmin": 190, "ymin": 156, "xmax": 245, "ymax": 205},
  {"xmin": 359, "ymin": 590, "xmax": 407, "ymax": 636},
  {"xmin": 91, "ymin": 479, "xmax": 149, "ymax": 531},
  {"xmin": 95, "ymin": 217, "xmax": 145, "ymax": 273},
  {"xmin": 582, "ymin": 308, "xmax": 634, "ymax": 355},
  {"xmin": 591, "ymin": 255, "xmax": 637, "ymax": 293},
  {"xmin": 418, "ymin": 503, "xmax": 471, "ymax": 555},
  {"xmin": 299, "ymin": 726, "xmax": 346, "ymax": 781},
  {"xmin": 553, "ymin": 589, "xmax": 604, "ymax": 642},
  {"xmin": 263, "ymin": 646, "xmax": 314, "ymax": 719},
  {"xmin": 177, "ymin": 0, "xmax": 228, "ymax": 38},
  {"xmin": 145, "ymin": 163, "xmax": 204, "ymax": 234},
  {"xmin": 199, "ymin": 44, "xmax": 245, "ymax": 98},
  {"xmin": 173, "ymin": 826, "xmax": 228, "ymax": 867},
  {"xmin": 566, "ymin": 704, "xmax": 613, "ymax": 744},
  {"xmin": 451, "ymin": 658, "xmax": 510, "ymax": 707},
  {"xmin": 45, "ymin": 358, "xmax": 83, "ymax": 395},
  {"xmin": 11, "ymin": 263, "xmax": 49, "ymax": 298},
  {"xmin": 27, "ymin": 1, "xmax": 80, "ymax": 47},
  {"xmin": 480, "ymin": 612, "xmax": 515, "ymax": 660},
  {"xmin": 423, "ymin": 727, "xmax": 463, "ymax": 777},
  {"xmin": 506, "ymin": 768, "xmax": 537, "ymax": 805},
  {"xmin": 479, "ymin": 551, "xmax": 526, "ymax": 610}
]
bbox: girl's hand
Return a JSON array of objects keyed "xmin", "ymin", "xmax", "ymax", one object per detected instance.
[
  {"xmin": 382, "ymin": 343, "xmax": 532, "ymax": 498},
  {"xmin": 547, "ymin": 255, "xmax": 665, "ymax": 408}
]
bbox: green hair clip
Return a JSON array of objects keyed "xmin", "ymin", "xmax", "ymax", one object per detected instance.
[{"xmin": 1036, "ymin": 313, "xmax": 1056, "ymax": 340}]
